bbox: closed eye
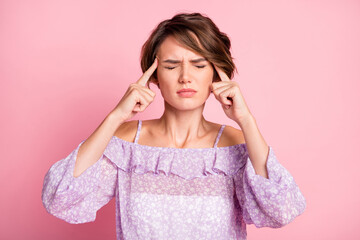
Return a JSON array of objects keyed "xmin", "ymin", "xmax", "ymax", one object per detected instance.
[
  {"xmin": 164, "ymin": 65, "xmax": 206, "ymax": 70},
  {"xmin": 165, "ymin": 66, "xmax": 175, "ymax": 70}
]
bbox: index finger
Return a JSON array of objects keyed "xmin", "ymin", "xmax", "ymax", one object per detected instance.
[
  {"xmin": 214, "ymin": 65, "xmax": 230, "ymax": 81},
  {"xmin": 137, "ymin": 56, "xmax": 159, "ymax": 86}
]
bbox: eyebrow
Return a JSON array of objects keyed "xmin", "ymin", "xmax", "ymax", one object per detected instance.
[{"xmin": 162, "ymin": 58, "xmax": 207, "ymax": 64}]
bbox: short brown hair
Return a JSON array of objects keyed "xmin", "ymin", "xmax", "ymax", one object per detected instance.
[{"xmin": 140, "ymin": 12, "xmax": 237, "ymax": 88}]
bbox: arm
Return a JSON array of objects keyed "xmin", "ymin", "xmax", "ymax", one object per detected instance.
[
  {"xmin": 73, "ymin": 55, "xmax": 158, "ymax": 177},
  {"xmin": 41, "ymin": 142, "xmax": 118, "ymax": 224},
  {"xmin": 234, "ymin": 115, "xmax": 306, "ymax": 228},
  {"xmin": 73, "ymin": 111, "xmax": 124, "ymax": 177},
  {"xmin": 41, "ymin": 111, "xmax": 125, "ymax": 223},
  {"xmin": 210, "ymin": 64, "xmax": 306, "ymax": 227},
  {"xmin": 235, "ymin": 114, "xmax": 269, "ymax": 179},
  {"xmin": 41, "ymin": 57, "xmax": 158, "ymax": 223},
  {"xmin": 233, "ymin": 145, "xmax": 306, "ymax": 228}
]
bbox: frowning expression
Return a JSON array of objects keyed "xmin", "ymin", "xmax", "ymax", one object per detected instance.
[{"xmin": 156, "ymin": 35, "xmax": 214, "ymax": 110}]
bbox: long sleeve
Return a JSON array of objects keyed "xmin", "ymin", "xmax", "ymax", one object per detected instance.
[
  {"xmin": 41, "ymin": 140, "xmax": 118, "ymax": 224},
  {"xmin": 233, "ymin": 146, "xmax": 306, "ymax": 228}
]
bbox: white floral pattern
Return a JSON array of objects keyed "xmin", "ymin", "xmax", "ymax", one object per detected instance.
[{"xmin": 41, "ymin": 120, "xmax": 306, "ymax": 239}]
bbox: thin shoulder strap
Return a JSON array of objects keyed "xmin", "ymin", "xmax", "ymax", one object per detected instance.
[
  {"xmin": 134, "ymin": 120, "xmax": 142, "ymax": 144},
  {"xmin": 213, "ymin": 124, "xmax": 226, "ymax": 148}
]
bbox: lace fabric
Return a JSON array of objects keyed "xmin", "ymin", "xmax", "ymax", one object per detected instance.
[{"xmin": 41, "ymin": 120, "xmax": 306, "ymax": 240}]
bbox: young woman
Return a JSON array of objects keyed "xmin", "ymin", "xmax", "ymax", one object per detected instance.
[{"xmin": 42, "ymin": 12, "xmax": 306, "ymax": 240}]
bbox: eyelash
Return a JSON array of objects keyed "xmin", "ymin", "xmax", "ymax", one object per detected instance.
[{"xmin": 165, "ymin": 66, "xmax": 206, "ymax": 70}]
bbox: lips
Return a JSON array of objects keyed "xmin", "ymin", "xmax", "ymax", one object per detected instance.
[
  {"xmin": 176, "ymin": 88, "xmax": 197, "ymax": 97},
  {"xmin": 176, "ymin": 88, "xmax": 197, "ymax": 93}
]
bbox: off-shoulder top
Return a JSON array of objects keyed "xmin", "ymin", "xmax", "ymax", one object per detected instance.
[{"xmin": 41, "ymin": 120, "xmax": 306, "ymax": 240}]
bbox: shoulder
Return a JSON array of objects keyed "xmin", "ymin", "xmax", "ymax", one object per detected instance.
[
  {"xmin": 113, "ymin": 120, "xmax": 139, "ymax": 142},
  {"xmin": 217, "ymin": 124, "xmax": 246, "ymax": 147}
]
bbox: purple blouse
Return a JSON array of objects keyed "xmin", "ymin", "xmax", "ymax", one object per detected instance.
[{"xmin": 41, "ymin": 120, "xmax": 306, "ymax": 240}]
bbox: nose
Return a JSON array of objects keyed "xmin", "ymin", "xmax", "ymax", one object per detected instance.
[{"xmin": 178, "ymin": 63, "xmax": 192, "ymax": 84}]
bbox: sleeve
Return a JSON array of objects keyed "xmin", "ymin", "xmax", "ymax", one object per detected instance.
[
  {"xmin": 41, "ymin": 140, "xmax": 118, "ymax": 224},
  {"xmin": 233, "ymin": 146, "xmax": 306, "ymax": 228}
]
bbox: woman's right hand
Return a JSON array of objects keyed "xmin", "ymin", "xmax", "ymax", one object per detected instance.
[{"xmin": 110, "ymin": 57, "xmax": 159, "ymax": 123}]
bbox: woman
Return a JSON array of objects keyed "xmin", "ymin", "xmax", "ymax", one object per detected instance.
[{"xmin": 42, "ymin": 12, "xmax": 306, "ymax": 240}]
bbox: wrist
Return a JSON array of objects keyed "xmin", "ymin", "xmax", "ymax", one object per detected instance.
[
  {"xmin": 108, "ymin": 110, "xmax": 127, "ymax": 127},
  {"xmin": 236, "ymin": 114, "xmax": 255, "ymax": 129}
]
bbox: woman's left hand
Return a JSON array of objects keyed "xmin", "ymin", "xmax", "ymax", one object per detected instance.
[{"xmin": 211, "ymin": 65, "xmax": 252, "ymax": 124}]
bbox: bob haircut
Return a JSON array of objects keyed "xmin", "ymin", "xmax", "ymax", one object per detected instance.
[{"xmin": 140, "ymin": 12, "xmax": 237, "ymax": 88}]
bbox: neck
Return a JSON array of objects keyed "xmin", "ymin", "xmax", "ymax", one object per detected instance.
[{"xmin": 158, "ymin": 101, "xmax": 210, "ymax": 147}]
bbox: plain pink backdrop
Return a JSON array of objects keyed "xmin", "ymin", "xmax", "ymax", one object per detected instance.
[{"xmin": 1, "ymin": 0, "xmax": 359, "ymax": 239}]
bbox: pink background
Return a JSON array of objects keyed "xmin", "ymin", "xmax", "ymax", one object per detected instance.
[{"xmin": 1, "ymin": 0, "xmax": 359, "ymax": 239}]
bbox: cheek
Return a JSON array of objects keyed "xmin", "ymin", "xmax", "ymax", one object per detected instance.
[
  {"xmin": 157, "ymin": 70, "xmax": 176, "ymax": 90},
  {"xmin": 157, "ymin": 68, "xmax": 175, "ymax": 81},
  {"xmin": 202, "ymin": 70, "xmax": 215, "ymax": 84}
]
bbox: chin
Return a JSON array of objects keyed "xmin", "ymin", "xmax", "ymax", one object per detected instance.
[{"xmin": 164, "ymin": 100, "xmax": 207, "ymax": 111}]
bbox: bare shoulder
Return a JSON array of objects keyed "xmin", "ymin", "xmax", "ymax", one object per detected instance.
[
  {"xmin": 113, "ymin": 120, "xmax": 139, "ymax": 142},
  {"xmin": 217, "ymin": 124, "xmax": 246, "ymax": 147}
]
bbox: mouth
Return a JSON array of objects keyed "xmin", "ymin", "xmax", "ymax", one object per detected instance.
[{"xmin": 176, "ymin": 88, "xmax": 197, "ymax": 97}]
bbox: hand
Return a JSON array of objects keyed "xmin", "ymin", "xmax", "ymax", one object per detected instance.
[
  {"xmin": 111, "ymin": 57, "xmax": 158, "ymax": 122},
  {"xmin": 211, "ymin": 65, "xmax": 252, "ymax": 124}
]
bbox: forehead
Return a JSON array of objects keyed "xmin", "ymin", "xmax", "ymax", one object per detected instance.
[{"xmin": 158, "ymin": 35, "xmax": 203, "ymax": 59}]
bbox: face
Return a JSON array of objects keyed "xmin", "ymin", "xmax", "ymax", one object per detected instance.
[{"xmin": 156, "ymin": 35, "xmax": 214, "ymax": 111}]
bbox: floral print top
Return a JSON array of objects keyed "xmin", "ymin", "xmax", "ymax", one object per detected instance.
[{"xmin": 41, "ymin": 120, "xmax": 306, "ymax": 240}]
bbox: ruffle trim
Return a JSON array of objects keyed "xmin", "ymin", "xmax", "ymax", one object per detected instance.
[{"xmin": 103, "ymin": 136, "xmax": 248, "ymax": 180}]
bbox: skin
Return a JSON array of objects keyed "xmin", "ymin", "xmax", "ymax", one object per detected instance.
[
  {"xmin": 114, "ymin": 35, "xmax": 270, "ymax": 178},
  {"xmin": 74, "ymin": 34, "xmax": 270, "ymax": 179},
  {"xmin": 151, "ymin": 35, "xmax": 221, "ymax": 148}
]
